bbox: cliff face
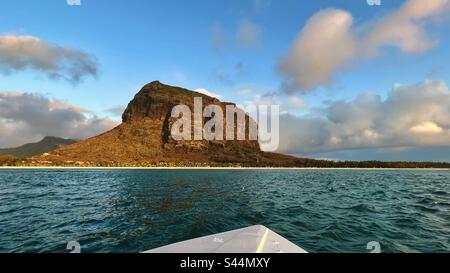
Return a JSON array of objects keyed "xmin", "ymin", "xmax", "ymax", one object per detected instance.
[{"xmin": 37, "ymin": 81, "xmax": 275, "ymax": 165}]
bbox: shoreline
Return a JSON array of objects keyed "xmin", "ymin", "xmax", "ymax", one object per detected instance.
[{"xmin": 1, "ymin": 166, "xmax": 449, "ymax": 171}]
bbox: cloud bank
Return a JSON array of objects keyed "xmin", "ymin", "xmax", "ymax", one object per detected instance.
[
  {"xmin": 0, "ymin": 92, "xmax": 119, "ymax": 148},
  {"xmin": 277, "ymin": 80, "xmax": 450, "ymax": 154},
  {"xmin": 0, "ymin": 35, "xmax": 98, "ymax": 84},
  {"xmin": 277, "ymin": 0, "xmax": 450, "ymax": 92}
]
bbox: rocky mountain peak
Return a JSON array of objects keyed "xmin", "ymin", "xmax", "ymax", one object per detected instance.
[
  {"xmin": 122, "ymin": 81, "xmax": 223, "ymax": 123},
  {"xmin": 32, "ymin": 81, "xmax": 293, "ymax": 166}
]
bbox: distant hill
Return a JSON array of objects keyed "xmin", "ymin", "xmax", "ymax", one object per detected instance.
[{"xmin": 0, "ymin": 137, "xmax": 77, "ymax": 158}]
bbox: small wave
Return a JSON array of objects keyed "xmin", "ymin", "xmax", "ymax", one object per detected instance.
[
  {"xmin": 432, "ymin": 190, "xmax": 448, "ymax": 196},
  {"xmin": 1, "ymin": 169, "xmax": 450, "ymax": 253},
  {"xmin": 340, "ymin": 203, "xmax": 377, "ymax": 213},
  {"xmin": 412, "ymin": 204, "xmax": 440, "ymax": 213}
]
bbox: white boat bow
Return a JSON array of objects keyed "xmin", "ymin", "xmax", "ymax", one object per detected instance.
[{"xmin": 143, "ymin": 225, "xmax": 308, "ymax": 253}]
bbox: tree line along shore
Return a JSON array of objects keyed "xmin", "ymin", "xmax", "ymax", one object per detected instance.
[{"xmin": 1, "ymin": 154, "xmax": 450, "ymax": 169}]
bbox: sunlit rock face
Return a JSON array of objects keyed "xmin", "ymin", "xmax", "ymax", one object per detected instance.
[{"xmin": 35, "ymin": 81, "xmax": 287, "ymax": 166}]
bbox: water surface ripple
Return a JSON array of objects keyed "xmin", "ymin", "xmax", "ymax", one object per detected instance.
[{"xmin": 0, "ymin": 169, "xmax": 449, "ymax": 253}]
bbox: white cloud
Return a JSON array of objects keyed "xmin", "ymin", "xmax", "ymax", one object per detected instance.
[
  {"xmin": 363, "ymin": 0, "xmax": 449, "ymax": 55},
  {"xmin": 278, "ymin": 0, "xmax": 450, "ymax": 92},
  {"xmin": 277, "ymin": 9, "xmax": 356, "ymax": 92},
  {"xmin": 0, "ymin": 35, "xmax": 98, "ymax": 84},
  {"xmin": 277, "ymin": 80, "xmax": 450, "ymax": 154},
  {"xmin": 195, "ymin": 88, "xmax": 223, "ymax": 100},
  {"xmin": 0, "ymin": 92, "xmax": 119, "ymax": 148},
  {"xmin": 410, "ymin": 121, "xmax": 444, "ymax": 134}
]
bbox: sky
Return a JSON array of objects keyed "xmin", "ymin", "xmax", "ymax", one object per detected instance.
[{"xmin": 1, "ymin": 0, "xmax": 450, "ymax": 161}]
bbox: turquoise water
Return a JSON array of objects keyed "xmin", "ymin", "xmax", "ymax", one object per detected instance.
[{"xmin": 0, "ymin": 169, "xmax": 449, "ymax": 253}]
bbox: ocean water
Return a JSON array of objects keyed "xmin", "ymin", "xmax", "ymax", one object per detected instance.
[{"xmin": 0, "ymin": 169, "xmax": 449, "ymax": 253}]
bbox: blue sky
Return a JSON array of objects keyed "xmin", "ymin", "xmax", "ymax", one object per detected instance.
[
  {"xmin": 1, "ymin": 0, "xmax": 450, "ymax": 161},
  {"xmin": 2, "ymin": 0, "xmax": 448, "ymax": 111}
]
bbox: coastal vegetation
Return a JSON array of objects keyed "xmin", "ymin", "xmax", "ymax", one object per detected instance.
[
  {"xmin": 0, "ymin": 155, "xmax": 17, "ymax": 166},
  {"xmin": 3, "ymin": 157, "xmax": 450, "ymax": 169}
]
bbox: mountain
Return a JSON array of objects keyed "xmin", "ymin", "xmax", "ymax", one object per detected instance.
[
  {"xmin": 26, "ymin": 81, "xmax": 450, "ymax": 168},
  {"xmin": 0, "ymin": 137, "xmax": 77, "ymax": 158},
  {"xmin": 31, "ymin": 81, "xmax": 303, "ymax": 167}
]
